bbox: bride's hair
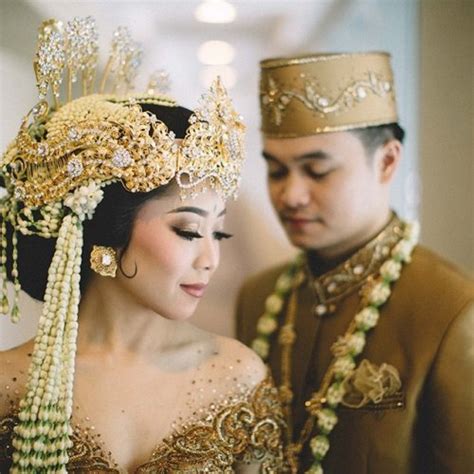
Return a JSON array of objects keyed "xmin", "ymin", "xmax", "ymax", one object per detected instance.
[{"xmin": 5, "ymin": 103, "xmax": 193, "ymax": 301}]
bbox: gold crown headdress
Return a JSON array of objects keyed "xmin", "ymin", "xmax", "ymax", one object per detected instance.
[
  {"xmin": 259, "ymin": 52, "xmax": 398, "ymax": 137},
  {"xmin": 0, "ymin": 17, "xmax": 245, "ymax": 472}
]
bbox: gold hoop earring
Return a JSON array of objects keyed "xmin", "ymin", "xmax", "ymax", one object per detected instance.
[{"xmin": 90, "ymin": 246, "xmax": 117, "ymax": 277}]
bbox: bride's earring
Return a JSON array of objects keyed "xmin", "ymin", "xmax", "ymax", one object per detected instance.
[{"xmin": 90, "ymin": 245, "xmax": 118, "ymax": 277}]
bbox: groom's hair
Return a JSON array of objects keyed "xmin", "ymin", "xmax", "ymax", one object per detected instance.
[{"xmin": 351, "ymin": 123, "xmax": 405, "ymax": 157}]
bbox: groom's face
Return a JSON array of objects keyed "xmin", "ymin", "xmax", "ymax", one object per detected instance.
[{"xmin": 262, "ymin": 131, "xmax": 387, "ymax": 254}]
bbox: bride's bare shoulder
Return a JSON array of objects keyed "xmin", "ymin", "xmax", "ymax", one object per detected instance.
[{"xmin": 205, "ymin": 334, "xmax": 268, "ymax": 388}]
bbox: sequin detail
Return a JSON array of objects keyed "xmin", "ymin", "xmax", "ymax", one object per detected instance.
[{"xmin": 0, "ymin": 376, "xmax": 285, "ymax": 473}]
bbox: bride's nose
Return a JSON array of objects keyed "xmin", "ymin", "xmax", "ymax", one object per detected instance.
[{"xmin": 193, "ymin": 236, "xmax": 219, "ymax": 272}]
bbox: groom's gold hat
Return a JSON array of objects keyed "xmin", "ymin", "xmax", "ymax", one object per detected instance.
[{"xmin": 259, "ymin": 52, "xmax": 398, "ymax": 137}]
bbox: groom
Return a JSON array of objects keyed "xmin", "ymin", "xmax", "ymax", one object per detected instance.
[{"xmin": 236, "ymin": 52, "xmax": 474, "ymax": 473}]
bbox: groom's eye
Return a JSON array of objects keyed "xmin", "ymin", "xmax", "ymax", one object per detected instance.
[{"xmin": 267, "ymin": 164, "xmax": 288, "ymax": 180}]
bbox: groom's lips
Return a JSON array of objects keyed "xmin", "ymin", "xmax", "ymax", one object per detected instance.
[{"xmin": 282, "ymin": 215, "xmax": 321, "ymax": 231}]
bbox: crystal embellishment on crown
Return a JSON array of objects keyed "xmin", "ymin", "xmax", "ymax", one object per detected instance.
[{"xmin": 1, "ymin": 16, "xmax": 246, "ymax": 217}]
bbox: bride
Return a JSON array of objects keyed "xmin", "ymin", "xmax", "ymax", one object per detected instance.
[{"xmin": 0, "ymin": 17, "xmax": 284, "ymax": 473}]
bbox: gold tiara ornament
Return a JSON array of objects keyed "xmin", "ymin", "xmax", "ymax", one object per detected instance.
[
  {"xmin": 259, "ymin": 52, "xmax": 398, "ymax": 137},
  {"xmin": 0, "ymin": 17, "xmax": 245, "ymax": 473},
  {"xmin": 3, "ymin": 19, "xmax": 244, "ymax": 206},
  {"xmin": 4, "ymin": 79, "xmax": 244, "ymax": 210}
]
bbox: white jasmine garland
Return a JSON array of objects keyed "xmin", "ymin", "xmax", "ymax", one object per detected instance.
[
  {"xmin": 368, "ymin": 281, "xmax": 391, "ymax": 306},
  {"xmin": 403, "ymin": 221, "xmax": 420, "ymax": 243},
  {"xmin": 265, "ymin": 293, "xmax": 284, "ymax": 314},
  {"xmin": 316, "ymin": 408, "xmax": 338, "ymax": 434},
  {"xmin": 332, "ymin": 331, "xmax": 366, "ymax": 357},
  {"xmin": 256, "ymin": 315, "xmax": 278, "ymax": 335},
  {"xmin": 63, "ymin": 181, "xmax": 104, "ymax": 221},
  {"xmin": 348, "ymin": 331, "xmax": 366, "ymax": 355},
  {"xmin": 333, "ymin": 355, "xmax": 356, "ymax": 379},
  {"xmin": 11, "ymin": 215, "xmax": 83, "ymax": 472},
  {"xmin": 251, "ymin": 221, "xmax": 419, "ymax": 474},
  {"xmin": 310, "ymin": 435, "xmax": 330, "ymax": 459},
  {"xmin": 251, "ymin": 337, "xmax": 270, "ymax": 359},
  {"xmin": 275, "ymin": 273, "xmax": 292, "ymax": 293},
  {"xmin": 326, "ymin": 382, "xmax": 346, "ymax": 406},
  {"xmin": 355, "ymin": 306, "xmax": 380, "ymax": 330},
  {"xmin": 380, "ymin": 259, "xmax": 402, "ymax": 282},
  {"xmin": 251, "ymin": 264, "xmax": 297, "ymax": 361},
  {"xmin": 306, "ymin": 464, "xmax": 323, "ymax": 474},
  {"xmin": 391, "ymin": 239, "xmax": 414, "ymax": 263}
]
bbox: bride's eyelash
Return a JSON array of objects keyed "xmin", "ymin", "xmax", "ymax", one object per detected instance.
[
  {"xmin": 172, "ymin": 227, "xmax": 203, "ymax": 241},
  {"xmin": 172, "ymin": 227, "xmax": 233, "ymax": 242},
  {"xmin": 213, "ymin": 231, "xmax": 233, "ymax": 241}
]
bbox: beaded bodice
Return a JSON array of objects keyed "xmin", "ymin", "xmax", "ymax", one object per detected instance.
[
  {"xmin": 0, "ymin": 338, "xmax": 286, "ymax": 473},
  {"xmin": 0, "ymin": 375, "xmax": 284, "ymax": 473}
]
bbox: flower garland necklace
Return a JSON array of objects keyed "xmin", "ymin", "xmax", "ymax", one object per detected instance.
[
  {"xmin": 6, "ymin": 182, "xmax": 104, "ymax": 473},
  {"xmin": 251, "ymin": 220, "xmax": 420, "ymax": 473}
]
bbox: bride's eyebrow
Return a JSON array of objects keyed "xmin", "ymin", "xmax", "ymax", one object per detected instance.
[
  {"xmin": 167, "ymin": 206, "xmax": 207, "ymax": 217},
  {"xmin": 168, "ymin": 207, "xmax": 227, "ymax": 218}
]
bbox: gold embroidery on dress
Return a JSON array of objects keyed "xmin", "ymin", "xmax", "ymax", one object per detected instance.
[
  {"xmin": 306, "ymin": 213, "xmax": 404, "ymax": 316},
  {"xmin": 0, "ymin": 376, "xmax": 285, "ymax": 473},
  {"xmin": 68, "ymin": 422, "xmax": 120, "ymax": 473},
  {"xmin": 0, "ymin": 415, "xmax": 16, "ymax": 470},
  {"xmin": 138, "ymin": 376, "xmax": 285, "ymax": 473}
]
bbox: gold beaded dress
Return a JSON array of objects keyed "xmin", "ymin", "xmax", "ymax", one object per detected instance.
[{"xmin": 0, "ymin": 341, "xmax": 286, "ymax": 473}]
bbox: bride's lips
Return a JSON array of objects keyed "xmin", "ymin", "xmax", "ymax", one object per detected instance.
[{"xmin": 180, "ymin": 283, "xmax": 208, "ymax": 298}]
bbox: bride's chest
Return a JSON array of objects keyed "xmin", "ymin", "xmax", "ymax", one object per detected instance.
[{"xmin": 71, "ymin": 368, "xmax": 203, "ymax": 470}]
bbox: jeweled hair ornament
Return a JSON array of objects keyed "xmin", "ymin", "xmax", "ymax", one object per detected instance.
[{"xmin": 0, "ymin": 16, "xmax": 245, "ymax": 473}]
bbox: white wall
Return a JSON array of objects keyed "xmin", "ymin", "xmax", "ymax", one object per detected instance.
[{"xmin": 420, "ymin": 0, "xmax": 474, "ymax": 273}]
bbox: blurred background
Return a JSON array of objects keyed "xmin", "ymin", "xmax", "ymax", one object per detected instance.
[{"xmin": 0, "ymin": 0, "xmax": 472, "ymax": 348}]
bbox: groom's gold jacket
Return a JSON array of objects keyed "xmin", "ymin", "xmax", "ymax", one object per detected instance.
[{"xmin": 236, "ymin": 229, "xmax": 474, "ymax": 473}]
